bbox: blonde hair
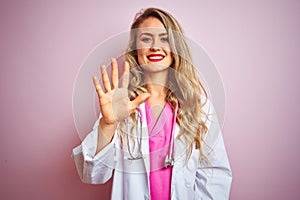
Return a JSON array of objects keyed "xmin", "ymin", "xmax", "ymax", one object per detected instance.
[{"xmin": 121, "ymin": 8, "xmax": 208, "ymax": 163}]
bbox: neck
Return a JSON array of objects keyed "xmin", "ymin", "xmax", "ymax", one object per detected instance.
[
  {"xmin": 144, "ymin": 70, "xmax": 168, "ymax": 97},
  {"xmin": 145, "ymin": 83, "xmax": 168, "ymax": 97},
  {"xmin": 144, "ymin": 68, "xmax": 168, "ymax": 85}
]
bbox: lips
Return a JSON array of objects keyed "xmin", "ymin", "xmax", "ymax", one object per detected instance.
[{"xmin": 147, "ymin": 54, "xmax": 165, "ymax": 62}]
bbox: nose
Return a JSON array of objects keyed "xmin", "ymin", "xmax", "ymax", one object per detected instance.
[{"xmin": 150, "ymin": 38, "xmax": 162, "ymax": 51}]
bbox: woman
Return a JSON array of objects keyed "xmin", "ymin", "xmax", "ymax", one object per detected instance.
[{"xmin": 72, "ymin": 8, "xmax": 232, "ymax": 200}]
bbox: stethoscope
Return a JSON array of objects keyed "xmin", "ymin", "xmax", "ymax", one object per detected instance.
[
  {"xmin": 126, "ymin": 108, "xmax": 143, "ymax": 160},
  {"xmin": 126, "ymin": 104, "xmax": 178, "ymax": 168}
]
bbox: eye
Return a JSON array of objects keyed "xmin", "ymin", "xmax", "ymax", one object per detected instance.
[
  {"xmin": 161, "ymin": 37, "xmax": 169, "ymax": 42},
  {"xmin": 141, "ymin": 37, "xmax": 152, "ymax": 43}
]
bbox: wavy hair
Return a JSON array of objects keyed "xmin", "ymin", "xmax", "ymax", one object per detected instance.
[{"xmin": 120, "ymin": 8, "xmax": 209, "ymax": 163}]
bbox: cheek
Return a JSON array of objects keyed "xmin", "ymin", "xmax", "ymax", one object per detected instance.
[
  {"xmin": 137, "ymin": 49, "xmax": 147, "ymax": 65},
  {"xmin": 166, "ymin": 53, "xmax": 174, "ymax": 65}
]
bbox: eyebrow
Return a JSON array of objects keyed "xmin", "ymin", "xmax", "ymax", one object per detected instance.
[{"xmin": 139, "ymin": 32, "xmax": 168, "ymax": 37}]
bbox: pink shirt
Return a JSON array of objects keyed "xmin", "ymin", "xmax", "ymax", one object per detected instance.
[{"xmin": 145, "ymin": 102, "xmax": 174, "ymax": 200}]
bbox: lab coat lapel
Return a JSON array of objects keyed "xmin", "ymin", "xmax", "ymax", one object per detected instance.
[
  {"xmin": 138, "ymin": 103, "xmax": 152, "ymax": 196},
  {"xmin": 173, "ymin": 124, "xmax": 186, "ymax": 162},
  {"xmin": 139, "ymin": 103, "xmax": 150, "ymax": 173}
]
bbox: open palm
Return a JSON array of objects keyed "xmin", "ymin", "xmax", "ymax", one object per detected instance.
[{"xmin": 93, "ymin": 59, "xmax": 149, "ymax": 125}]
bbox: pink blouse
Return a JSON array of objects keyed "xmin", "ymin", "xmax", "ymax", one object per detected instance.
[{"xmin": 145, "ymin": 102, "xmax": 174, "ymax": 200}]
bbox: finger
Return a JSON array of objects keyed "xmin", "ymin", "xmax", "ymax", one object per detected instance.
[
  {"xmin": 101, "ymin": 65, "xmax": 111, "ymax": 92},
  {"xmin": 111, "ymin": 58, "xmax": 119, "ymax": 89},
  {"xmin": 92, "ymin": 76, "xmax": 104, "ymax": 97},
  {"xmin": 130, "ymin": 93, "xmax": 150, "ymax": 109},
  {"xmin": 121, "ymin": 61, "xmax": 129, "ymax": 89}
]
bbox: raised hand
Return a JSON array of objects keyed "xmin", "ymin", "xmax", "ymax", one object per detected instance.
[{"xmin": 93, "ymin": 58, "xmax": 150, "ymax": 125}]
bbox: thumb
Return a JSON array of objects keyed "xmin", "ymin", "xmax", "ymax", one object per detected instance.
[{"xmin": 130, "ymin": 93, "xmax": 150, "ymax": 109}]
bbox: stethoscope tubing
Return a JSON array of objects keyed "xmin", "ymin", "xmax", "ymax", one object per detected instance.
[{"xmin": 126, "ymin": 103, "xmax": 178, "ymax": 168}]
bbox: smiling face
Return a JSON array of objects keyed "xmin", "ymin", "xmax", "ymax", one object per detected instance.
[{"xmin": 136, "ymin": 17, "xmax": 173, "ymax": 73}]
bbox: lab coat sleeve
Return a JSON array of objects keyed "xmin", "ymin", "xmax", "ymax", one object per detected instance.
[
  {"xmin": 195, "ymin": 101, "xmax": 232, "ymax": 199},
  {"xmin": 72, "ymin": 117, "xmax": 117, "ymax": 184}
]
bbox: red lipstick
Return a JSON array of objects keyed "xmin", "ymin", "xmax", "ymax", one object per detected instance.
[{"xmin": 147, "ymin": 54, "xmax": 165, "ymax": 62}]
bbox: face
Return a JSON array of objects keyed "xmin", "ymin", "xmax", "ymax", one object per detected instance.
[{"xmin": 136, "ymin": 17, "xmax": 173, "ymax": 73}]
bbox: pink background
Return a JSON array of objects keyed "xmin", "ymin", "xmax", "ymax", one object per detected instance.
[{"xmin": 1, "ymin": 0, "xmax": 300, "ymax": 199}]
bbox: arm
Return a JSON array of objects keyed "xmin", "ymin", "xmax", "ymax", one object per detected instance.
[
  {"xmin": 195, "ymin": 101, "xmax": 232, "ymax": 199},
  {"xmin": 72, "ymin": 59, "xmax": 149, "ymax": 184},
  {"xmin": 96, "ymin": 118, "xmax": 117, "ymax": 154},
  {"xmin": 92, "ymin": 59, "xmax": 149, "ymax": 154},
  {"xmin": 195, "ymin": 135, "xmax": 232, "ymax": 199},
  {"xmin": 72, "ymin": 117, "xmax": 117, "ymax": 184}
]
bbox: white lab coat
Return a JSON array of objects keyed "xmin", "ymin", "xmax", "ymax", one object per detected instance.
[{"xmin": 72, "ymin": 100, "xmax": 232, "ymax": 200}]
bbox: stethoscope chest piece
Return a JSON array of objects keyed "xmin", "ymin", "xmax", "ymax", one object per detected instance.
[{"xmin": 164, "ymin": 155, "xmax": 174, "ymax": 168}]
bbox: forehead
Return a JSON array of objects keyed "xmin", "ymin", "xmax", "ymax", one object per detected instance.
[{"xmin": 137, "ymin": 17, "xmax": 167, "ymax": 35}]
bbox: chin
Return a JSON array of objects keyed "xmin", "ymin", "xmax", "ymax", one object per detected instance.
[{"xmin": 140, "ymin": 63, "xmax": 170, "ymax": 72}]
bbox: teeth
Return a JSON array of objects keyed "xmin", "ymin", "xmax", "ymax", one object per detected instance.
[{"xmin": 148, "ymin": 56, "xmax": 164, "ymax": 59}]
